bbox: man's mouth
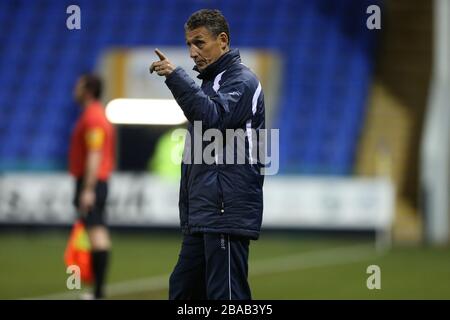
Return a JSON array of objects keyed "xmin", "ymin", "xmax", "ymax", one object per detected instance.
[{"xmin": 195, "ymin": 59, "xmax": 208, "ymax": 67}]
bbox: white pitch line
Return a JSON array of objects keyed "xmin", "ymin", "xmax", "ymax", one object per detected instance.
[
  {"xmin": 27, "ymin": 274, "xmax": 170, "ymax": 300},
  {"xmin": 27, "ymin": 243, "xmax": 379, "ymax": 300},
  {"xmin": 250, "ymin": 243, "xmax": 378, "ymax": 275}
]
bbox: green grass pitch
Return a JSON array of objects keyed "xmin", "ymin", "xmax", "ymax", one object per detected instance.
[{"xmin": 0, "ymin": 230, "xmax": 449, "ymax": 299}]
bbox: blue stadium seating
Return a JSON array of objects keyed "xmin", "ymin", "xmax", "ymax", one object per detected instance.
[{"xmin": 0, "ymin": 0, "xmax": 380, "ymax": 174}]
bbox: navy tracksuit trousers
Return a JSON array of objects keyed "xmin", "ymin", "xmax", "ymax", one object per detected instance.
[{"xmin": 169, "ymin": 233, "xmax": 252, "ymax": 300}]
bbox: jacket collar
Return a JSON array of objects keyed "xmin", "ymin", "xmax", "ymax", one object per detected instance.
[{"xmin": 194, "ymin": 48, "xmax": 241, "ymax": 80}]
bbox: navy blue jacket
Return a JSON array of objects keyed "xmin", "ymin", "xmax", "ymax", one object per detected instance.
[{"xmin": 165, "ymin": 49, "xmax": 265, "ymax": 240}]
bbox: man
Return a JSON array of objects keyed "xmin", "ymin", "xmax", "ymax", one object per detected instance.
[
  {"xmin": 69, "ymin": 74, "xmax": 116, "ymax": 299},
  {"xmin": 150, "ymin": 9, "xmax": 265, "ymax": 300}
]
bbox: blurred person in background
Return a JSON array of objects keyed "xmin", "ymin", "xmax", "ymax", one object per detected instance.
[
  {"xmin": 150, "ymin": 9, "xmax": 265, "ymax": 300},
  {"xmin": 69, "ymin": 74, "xmax": 116, "ymax": 299},
  {"xmin": 148, "ymin": 127, "xmax": 185, "ymax": 180}
]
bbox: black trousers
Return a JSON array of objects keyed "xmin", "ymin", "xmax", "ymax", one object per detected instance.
[
  {"xmin": 73, "ymin": 179, "xmax": 108, "ymax": 227},
  {"xmin": 169, "ymin": 233, "xmax": 252, "ymax": 300}
]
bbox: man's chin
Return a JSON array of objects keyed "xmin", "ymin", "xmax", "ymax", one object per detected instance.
[
  {"xmin": 196, "ymin": 62, "xmax": 208, "ymax": 71},
  {"xmin": 74, "ymin": 97, "xmax": 84, "ymax": 105}
]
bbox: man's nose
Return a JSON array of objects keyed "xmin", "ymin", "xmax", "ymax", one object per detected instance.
[{"xmin": 189, "ymin": 46, "xmax": 198, "ymax": 59}]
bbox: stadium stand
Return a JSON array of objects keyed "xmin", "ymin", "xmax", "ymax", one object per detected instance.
[{"xmin": 0, "ymin": 0, "xmax": 380, "ymax": 174}]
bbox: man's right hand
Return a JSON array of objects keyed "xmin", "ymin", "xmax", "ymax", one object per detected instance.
[
  {"xmin": 149, "ymin": 48, "xmax": 176, "ymax": 77},
  {"xmin": 79, "ymin": 187, "xmax": 96, "ymax": 215}
]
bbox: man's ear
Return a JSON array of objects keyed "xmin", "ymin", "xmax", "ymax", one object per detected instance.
[{"xmin": 218, "ymin": 32, "xmax": 229, "ymax": 50}]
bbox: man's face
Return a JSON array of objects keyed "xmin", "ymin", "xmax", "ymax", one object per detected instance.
[
  {"xmin": 73, "ymin": 77, "xmax": 86, "ymax": 105},
  {"xmin": 185, "ymin": 26, "xmax": 229, "ymax": 72}
]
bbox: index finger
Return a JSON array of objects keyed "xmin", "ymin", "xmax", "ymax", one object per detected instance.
[{"xmin": 155, "ymin": 48, "xmax": 167, "ymax": 61}]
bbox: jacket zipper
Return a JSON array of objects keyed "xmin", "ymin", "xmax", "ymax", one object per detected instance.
[
  {"xmin": 183, "ymin": 166, "xmax": 190, "ymax": 231},
  {"xmin": 217, "ymin": 163, "xmax": 225, "ymax": 215}
]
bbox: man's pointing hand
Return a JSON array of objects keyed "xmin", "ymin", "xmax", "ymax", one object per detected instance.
[{"xmin": 150, "ymin": 48, "xmax": 175, "ymax": 77}]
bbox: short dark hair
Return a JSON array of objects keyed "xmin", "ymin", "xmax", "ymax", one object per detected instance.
[
  {"xmin": 81, "ymin": 74, "xmax": 102, "ymax": 99},
  {"xmin": 185, "ymin": 9, "xmax": 230, "ymax": 45}
]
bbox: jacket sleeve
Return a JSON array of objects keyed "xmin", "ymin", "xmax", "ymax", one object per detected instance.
[{"xmin": 165, "ymin": 67, "xmax": 253, "ymax": 130}]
